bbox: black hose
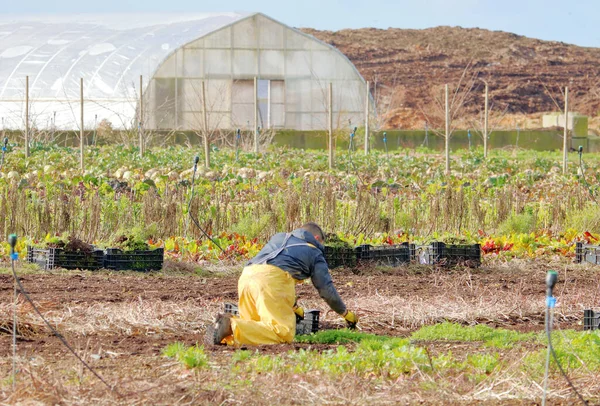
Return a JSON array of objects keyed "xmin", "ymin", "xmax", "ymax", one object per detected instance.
[
  {"xmin": 1, "ymin": 137, "xmax": 8, "ymax": 169},
  {"xmin": 578, "ymin": 147, "xmax": 599, "ymax": 205},
  {"xmin": 545, "ymin": 308, "xmax": 588, "ymax": 405},
  {"xmin": 9, "ymin": 242, "xmax": 117, "ymax": 394},
  {"xmin": 187, "ymin": 156, "xmax": 226, "ymax": 255}
]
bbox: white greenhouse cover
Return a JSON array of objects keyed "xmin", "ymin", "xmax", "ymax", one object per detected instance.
[{"xmin": 0, "ymin": 12, "xmax": 251, "ymax": 130}]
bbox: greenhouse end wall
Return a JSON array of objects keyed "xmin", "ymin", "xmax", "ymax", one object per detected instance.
[{"xmin": 147, "ymin": 14, "xmax": 368, "ymax": 132}]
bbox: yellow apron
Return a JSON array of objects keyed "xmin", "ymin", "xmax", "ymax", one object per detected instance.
[
  {"xmin": 226, "ymin": 234, "xmax": 312, "ymax": 346},
  {"xmin": 228, "ymin": 264, "xmax": 297, "ymax": 345}
]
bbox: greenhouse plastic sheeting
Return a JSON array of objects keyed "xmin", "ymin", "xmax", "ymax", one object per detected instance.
[{"xmin": 0, "ymin": 13, "xmax": 249, "ymax": 129}]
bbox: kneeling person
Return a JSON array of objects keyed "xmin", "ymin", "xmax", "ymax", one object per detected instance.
[{"xmin": 206, "ymin": 222, "xmax": 358, "ymax": 346}]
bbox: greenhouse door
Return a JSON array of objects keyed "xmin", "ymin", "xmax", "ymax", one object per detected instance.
[{"xmin": 232, "ymin": 79, "xmax": 284, "ymax": 129}]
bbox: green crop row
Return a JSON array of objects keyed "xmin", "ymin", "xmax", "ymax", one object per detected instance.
[
  {"xmin": 164, "ymin": 323, "xmax": 600, "ymax": 386},
  {"xmin": 0, "ymin": 145, "xmax": 598, "ymax": 250}
]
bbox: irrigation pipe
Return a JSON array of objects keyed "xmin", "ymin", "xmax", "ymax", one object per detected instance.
[
  {"xmin": 1, "ymin": 137, "xmax": 8, "ymax": 170},
  {"xmin": 577, "ymin": 146, "xmax": 599, "ymax": 205},
  {"xmin": 383, "ymin": 132, "xmax": 389, "ymax": 161},
  {"xmin": 542, "ymin": 271, "xmax": 587, "ymax": 406},
  {"xmin": 188, "ymin": 156, "xmax": 227, "ymax": 257}
]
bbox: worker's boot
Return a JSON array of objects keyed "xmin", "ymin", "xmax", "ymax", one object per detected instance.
[{"xmin": 204, "ymin": 313, "xmax": 233, "ymax": 346}]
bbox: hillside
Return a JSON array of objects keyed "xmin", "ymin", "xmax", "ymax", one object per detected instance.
[{"xmin": 302, "ymin": 26, "xmax": 600, "ymax": 130}]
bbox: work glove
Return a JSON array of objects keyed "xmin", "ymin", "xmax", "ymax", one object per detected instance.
[
  {"xmin": 293, "ymin": 298, "xmax": 304, "ymax": 321},
  {"xmin": 342, "ymin": 310, "xmax": 359, "ymax": 329}
]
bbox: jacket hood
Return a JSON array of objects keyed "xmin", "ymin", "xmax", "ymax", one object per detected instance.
[{"xmin": 292, "ymin": 228, "xmax": 325, "ymax": 253}]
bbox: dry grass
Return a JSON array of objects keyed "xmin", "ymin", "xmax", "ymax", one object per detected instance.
[
  {"xmin": 48, "ymin": 299, "xmax": 216, "ymax": 336},
  {"xmin": 0, "ymin": 299, "xmax": 217, "ymax": 338}
]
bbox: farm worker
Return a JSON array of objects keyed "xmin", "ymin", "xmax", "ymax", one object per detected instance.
[{"xmin": 206, "ymin": 222, "xmax": 358, "ymax": 346}]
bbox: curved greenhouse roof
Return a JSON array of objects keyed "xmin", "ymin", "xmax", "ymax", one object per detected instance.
[
  {"xmin": 0, "ymin": 13, "xmax": 250, "ymax": 128},
  {"xmin": 0, "ymin": 13, "xmax": 369, "ymax": 131}
]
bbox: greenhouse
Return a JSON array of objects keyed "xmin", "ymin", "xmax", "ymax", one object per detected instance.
[{"xmin": 0, "ymin": 13, "xmax": 369, "ymax": 132}]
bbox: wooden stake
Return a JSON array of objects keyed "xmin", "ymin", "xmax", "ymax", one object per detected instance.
[
  {"xmin": 25, "ymin": 76, "xmax": 29, "ymax": 158},
  {"xmin": 201, "ymin": 80, "xmax": 210, "ymax": 168},
  {"xmin": 445, "ymin": 84, "xmax": 450, "ymax": 174},
  {"xmin": 139, "ymin": 75, "xmax": 144, "ymax": 157},
  {"xmin": 364, "ymin": 81, "xmax": 370, "ymax": 154},
  {"xmin": 328, "ymin": 82, "xmax": 333, "ymax": 169},
  {"xmin": 80, "ymin": 78, "xmax": 84, "ymax": 172},
  {"xmin": 563, "ymin": 87, "xmax": 569, "ymax": 174},
  {"xmin": 267, "ymin": 80, "xmax": 271, "ymax": 130},
  {"xmin": 484, "ymin": 83, "xmax": 489, "ymax": 158},
  {"xmin": 254, "ymin": 77, "xmax": 258, "ymax": 154}
]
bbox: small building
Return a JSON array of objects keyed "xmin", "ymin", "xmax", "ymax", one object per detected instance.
[{"xmin": 542, "ymin": 112, "xmax": 588, "ymax": 137}]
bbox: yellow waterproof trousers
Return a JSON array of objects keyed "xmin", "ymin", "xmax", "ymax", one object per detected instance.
[{"xmin": 229, "ymin": 264, "xmax": 297, "ymax": 346}]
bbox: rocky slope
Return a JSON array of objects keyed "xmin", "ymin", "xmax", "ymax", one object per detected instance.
[{"xmin": 302, "ymin": 26, "xmax": 600, "ymax": 130}]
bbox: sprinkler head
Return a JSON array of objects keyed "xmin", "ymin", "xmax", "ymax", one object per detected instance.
[
  {"xmin": 546, "ymin": 270, "xmax": 558, "ymax": 297},
  {"xmin": 194, "ymin": 155, "xmax": 199, "ymax": 166},
  {"xmin": 3, "ymin": 137, "xmax": 7, "ymax": 147},
  {"xmin": 8, "ymin": 234, "xmax": 17, "ymax": 252},
  {"xmin": 579, "ymin": 145, "xmax": 583, "ymax": 154}
]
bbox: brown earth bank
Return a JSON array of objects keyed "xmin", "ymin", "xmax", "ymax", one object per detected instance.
[
  {"xmin": 302, "ymin": 26, "xmax": 600, "ymax": 130},
  {"xmin": 0, "ymin": 260, "xmax": 598, "ymax": 404}
]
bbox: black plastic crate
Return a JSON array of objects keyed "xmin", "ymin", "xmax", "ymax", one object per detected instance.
[
  {"xmin": 103, "ymin": 248, "xmax": 164, "ymax": 271},
  {"xmin": 575, "ymin": 241, "xmax": 585, "ymax": 263},
  {"xmin": 408, "ymin": 243, "xmax": 417, "ymax": 262},
  {"xmin": 356, "ymin": 243, "xmax": 411, "ymax": 266},
  {"xmin": 324, "ymin": 246, "xmax": 358, "ymax": 269},
  {"xmin": 26, "ymin": 246, "xmax": 104, "ymax": 270},
  {"xmin": 224, "ymin": 302, "xmax": 240, "ymax": 315},
  {"xmin": 296, "ymin": 310, "xmax": 320, "ymax": 335},
  {"xmin": 575, "ymin": 242, "xmax": 600, "ymax": 264},
  {"xmin": 584, "ymin": 309, "xmax": 600, "ymax": 330},
  {"xmin": 416, "ymin": 242, "xmax": 481, "ymax": 267},
  {"xmin": 222, "ymin": 303, "xmax": 320, "ymax": 336}
]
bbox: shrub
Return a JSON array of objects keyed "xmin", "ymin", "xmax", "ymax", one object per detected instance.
[
  {"xmin": 497, "ymin": 212, "xmax": 536, "ymax": 235},
  {"xmin": 567, "ymin": 203, "xmax": 600, "ymax": 233}
]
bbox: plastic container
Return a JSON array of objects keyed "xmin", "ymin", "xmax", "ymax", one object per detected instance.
[
  {"xmin": 584, "ymin": 309, "xmax": 600, "ymax": 330},
  {"xmin": 26, "ymin": 246, "xmax": 104, "ymax": 270},
  {"xmin": 295, "ymin": 310, "xmax": 320, "ymax": 335},
  {"xmin": 416, "ymin": 242, "xmax": 481, "ymax": 267},
  {"xmin": 224, "ymin": 302, "xmax": 240, "ymax": 315},
  {"xmin": 575, "ymin": 242, "xmax": 600, "ymax": 265},
  {"xmin": 103, "ymin": 248, "xmax": 164, "ymax": 271},
  {"xmin": 222, "ymin": 303, "xmax": 320, "ymax": 335},
  {"xmin": 356, "ymin": 243, "xmax": 411, "ymax": 266},
  {"xmin": 324, "ymin": 246, "xmax": 358, "ymax": 269}
]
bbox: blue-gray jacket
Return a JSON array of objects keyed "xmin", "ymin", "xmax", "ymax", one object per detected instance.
[{"xmin": 248, "ymin": 229, "xmax": 347, "ymax": 315}]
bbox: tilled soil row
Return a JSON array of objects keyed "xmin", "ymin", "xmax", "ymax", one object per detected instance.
[{"xmin": 0, "ymin": 261, "xmax": 597, "ymax": 358}]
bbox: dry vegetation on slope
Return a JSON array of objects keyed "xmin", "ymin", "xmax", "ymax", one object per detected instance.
[{"xmin": 303, "ymin": 26, "xmax": 600, "ymax": 130}]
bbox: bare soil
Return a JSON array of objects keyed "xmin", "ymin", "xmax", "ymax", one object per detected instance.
[{"xmin": 0, "ymin": 259, "xmax": 598, "ymax": 404}]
